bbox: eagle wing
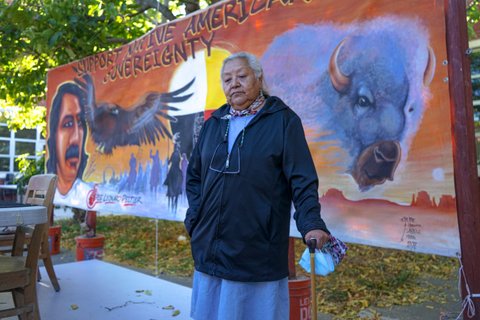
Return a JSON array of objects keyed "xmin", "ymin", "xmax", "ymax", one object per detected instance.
[
  {"xmin": 74, "ymin": 73, "xmax": 97, "ymax": 130},
  {"xmin": 118, "ymin": 78, "xmax": 195, "ymax": 146},
  {"xmin": 74, "ymin": 73, "xmax": 195, "ymax": 154}
]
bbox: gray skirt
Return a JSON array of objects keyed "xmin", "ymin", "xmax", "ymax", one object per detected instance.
[{"xmin": 190, "ymin": 270, "xmax": 289, "ymax": 320}]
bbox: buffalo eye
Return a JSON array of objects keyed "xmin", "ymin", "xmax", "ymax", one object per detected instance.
[
  {"xmin": 357, "ymin": 95, "xmax": 372, "ymax": 108},
  {"xmin": 356, "ymin": 86, "xmax": 374, "ymax": 110}
]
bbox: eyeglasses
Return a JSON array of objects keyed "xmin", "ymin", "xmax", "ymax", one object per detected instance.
[{"xmin": 209, "ymin": 141, "xmax": 241, "ymax": 174}]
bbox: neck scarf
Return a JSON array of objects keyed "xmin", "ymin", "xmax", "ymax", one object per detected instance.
[{"xmin": 228, "ymin": 93, "xmax": 265, "ymax": 117}]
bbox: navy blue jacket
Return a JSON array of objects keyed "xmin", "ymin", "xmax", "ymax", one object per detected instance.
[{"xmin": 185, "ymin": 96, "xmax": 329, "ymax": 282}]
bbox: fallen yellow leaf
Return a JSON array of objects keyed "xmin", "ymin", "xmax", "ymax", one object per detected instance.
[{"xmin": 162, "ymin": 305, "xmax": 175, "ymax": 310}]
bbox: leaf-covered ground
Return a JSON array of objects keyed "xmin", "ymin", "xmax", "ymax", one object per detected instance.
[{"xmin": 58, "ymin": 215, "xmax": 459, "ymax": 319}]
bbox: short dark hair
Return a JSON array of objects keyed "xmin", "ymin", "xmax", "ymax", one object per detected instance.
[{"xmin": 46, "ymin": 82, "xmax": 88, "ymax": 179}]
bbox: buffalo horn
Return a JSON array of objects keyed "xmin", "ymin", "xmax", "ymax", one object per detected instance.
[
  {"xmin": 423, "ymin": 46, "xmax": 436, "ymax": 86},
  {"xmin": 329, "ymin": 39, "xmax": 350, "ymax": 92}
]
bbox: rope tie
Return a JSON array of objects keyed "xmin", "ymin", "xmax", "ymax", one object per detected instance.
[{"xmin": 456, "ymin": 253, "xmax": 480, "ymax": 319}]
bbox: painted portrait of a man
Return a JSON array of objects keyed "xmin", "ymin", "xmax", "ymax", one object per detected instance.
[{"xmin": 46, "ymin": 82, "xmax": 89, "ymax": 196}]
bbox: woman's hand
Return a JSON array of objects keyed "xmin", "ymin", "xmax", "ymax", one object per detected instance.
[{"xmin": 304, "ymin": 229, "xmax": 329, "ymax": 249}]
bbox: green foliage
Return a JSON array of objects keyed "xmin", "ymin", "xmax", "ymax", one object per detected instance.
[
  {"xmin": 14, "ymin": 151, "xmax": 45, "ymax": 195},
  {"xmin": 2, "ymin": 106, "xmax": 47, "ymax": 135},
  {"xmin": 0, "ymin": 0, "xmax": 207, "ymax": 131},
  {"xmin": 0, "ymin": 0, "xmax": 154, "ymax": 109},
  {"xmin": 468, "ymin": 1, "xmax": 480, "ymax": 39}
]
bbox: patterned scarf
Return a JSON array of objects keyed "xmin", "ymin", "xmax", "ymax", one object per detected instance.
[
  {"xmin": 321, "ymin": 235, "xmax": 348, "ymax": 265},
  {"xmin": 228, "ymin": 93, "xmax": 265, "ymax": 117}
]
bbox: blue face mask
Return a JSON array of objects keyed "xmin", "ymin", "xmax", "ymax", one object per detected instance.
[
  {"xmin": 299, "ymin": 248, "xmax": 336, "ymax": 276},
  {"xmin": 299, "ymin": 235, "xmax": 348, "ymax": 276}
]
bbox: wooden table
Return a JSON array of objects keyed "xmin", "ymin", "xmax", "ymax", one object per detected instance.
[{"xmin": 0, "ymin": 203, "xmax": 47, "ymax": 227}]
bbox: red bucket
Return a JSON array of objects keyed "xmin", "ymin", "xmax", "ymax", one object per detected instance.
[
  {"xmin": 48, "ymin": 225, "xmax": 61, "ymax": 255},
  {"xmin": 75, "ymin": 234, "xmax": 105, "ymax": 261},
  {"xmin": 288, "ymin": 276, "xmax": 311, "ymax": 320}
]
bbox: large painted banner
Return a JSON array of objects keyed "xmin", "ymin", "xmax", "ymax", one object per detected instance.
[{"xmin": 46, "ymin": 0, "xmax": 459, "ymax": 256}]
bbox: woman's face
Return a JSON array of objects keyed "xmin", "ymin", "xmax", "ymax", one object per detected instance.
[{"xmin": 221, "ymin": 58, "xmax": 262, "ymax": 110}]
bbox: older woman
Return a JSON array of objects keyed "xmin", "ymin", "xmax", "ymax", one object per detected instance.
[{"xmin": 185, "ymin": 52, "xmax": 329, "ymax": 320}]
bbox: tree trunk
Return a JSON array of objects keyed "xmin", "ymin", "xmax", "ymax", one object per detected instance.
[
  {"xmin": 136, "ymin": 0, "xmax": 176, "ymax": 21},
  {"xmin": 185, "ymin": 0, "xmax": 200, "ymax": 15}
]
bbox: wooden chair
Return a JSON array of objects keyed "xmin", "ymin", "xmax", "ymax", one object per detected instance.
[
  {"xmin": 0, "ymin": 212, "xmax": 48, "ymax": 319},
  {"xmin": 0, "ymin": 174, "xmax": 60, "ymax": 292}
]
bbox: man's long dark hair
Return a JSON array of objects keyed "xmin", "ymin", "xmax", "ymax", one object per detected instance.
[{"xmin": 46, "ymin": 82, "xmax": 88, "ymax": 179}]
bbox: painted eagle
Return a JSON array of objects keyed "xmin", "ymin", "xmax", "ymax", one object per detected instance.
[{"xmin": 75, "ymin": 73, "xmax": 194, "ymax": 154}]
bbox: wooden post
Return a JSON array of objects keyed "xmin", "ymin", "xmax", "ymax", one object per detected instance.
[
  {"xmin": 85, "ymin": 210, "xmax": 97, "ymax": 238},
  {"xmin": 445, "ymin": 0, "xmax": 480, "ymax": 318}
]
